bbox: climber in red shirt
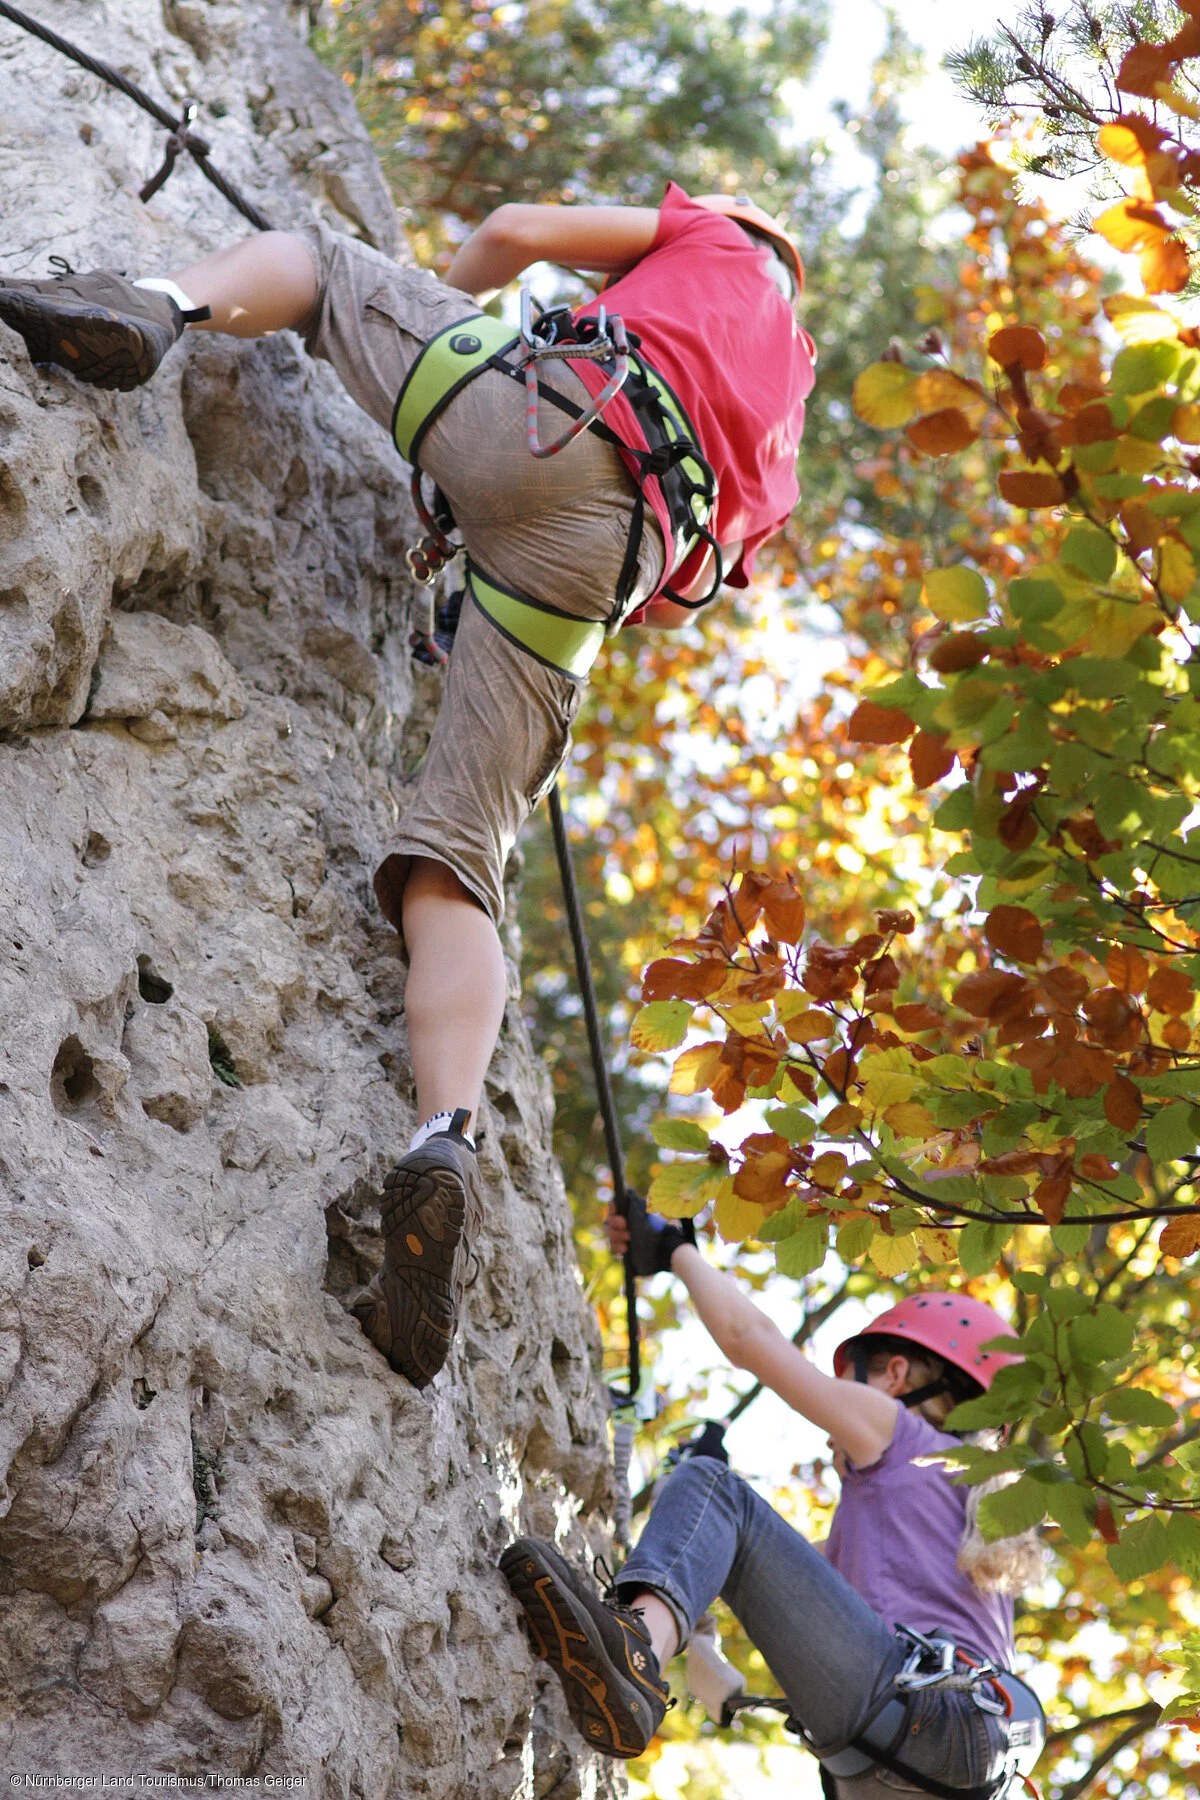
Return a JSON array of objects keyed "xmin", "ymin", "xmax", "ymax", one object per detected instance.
[{"xmin": 0, "ymin": 186, "xmax": 814, "ymax": 1392}]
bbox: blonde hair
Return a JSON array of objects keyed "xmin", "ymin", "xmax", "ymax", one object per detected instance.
[{"xmin": 865, "ymin": 1341, "xmax": 1045, "ymax": 1595}]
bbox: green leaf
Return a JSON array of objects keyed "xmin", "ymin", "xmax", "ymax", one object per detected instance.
[
  {"xmin": 774, "ymin": 1214, "xmax": 829, "ymax": 1279},
  {"xmin": 1011, "ymin": 1268, "xmax": 1048, "ymax": 1296},
  {"xmin": 1067, "ymin": 1305, "xmax": 1135, "ymax": 1365},
  {"xmin": 1043, "ymin": 1482, "xmax": 1095, "ymax": 1549},
  {"xmin": 631, "ymin": 1001, "xmax": 695, "ymax": 1052},
  {"xmin": 977, "ymin": 1475, "xmax": 1047, "ymax": 1541},
  {"xmin": 1108, "ymin": 1513, "xmax": 1171, "ymax": 1582},
  {"xmin": 647, "ymin": 1159, "xmax": 728, "ymax": 1217},
  {"xmin": 958, "ymin": 1221, "xmax": 1015, "ymax": 1276},
  {"xmin": 1167, "ymin": 1512, "xmax": 1200, "ymax": 1577},
  {"xmin": 764, "ymin": 1105, "xmax": 816, "ymax": 1144},
  {"xmin": 945, "ymin": 1359, "xmax": 1044, "ymax": 1430},
  {"xmin": 1060, "ymin": 525, "xmax": 1117, "ymax": 583},
  {"xmin": 651, "ymin": 1117, "xmax": 711, "ymax": 1152},
  {"xmin": 1145, "ymin": 1102, "xmax": 1199, "ymax": 1162},
  {"xmin": 923, "ymin": 566, "xmax": 990, "ymax": 622},
  {"xmin": 1105, "ymin": 1389, "xmax": 1178, "ymax": 1428},
  {"xmin": 1008, "ymin": 577, "xmax": 1063, "ymax": 624},
  {"xmin": 1111, "ymin": 340, "xmax": 1181, "ymax": 395},
  {"xmin": 836, "ymin": 1215, "xmax": 876, "ymax": 1262}
]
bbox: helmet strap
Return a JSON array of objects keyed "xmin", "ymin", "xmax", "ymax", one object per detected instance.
[
  {"xmin": 900, "ymin": 1375, "xmax": 952, "ymax": 1410},
  {"xmin": 850, "ymin": 1342, "xmax": 871, "ymax": 1385}
]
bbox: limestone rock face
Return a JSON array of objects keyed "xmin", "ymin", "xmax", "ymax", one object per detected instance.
[{"xmin": 0, "ymin": 5, "xmax": 620, "ymax": 1794}]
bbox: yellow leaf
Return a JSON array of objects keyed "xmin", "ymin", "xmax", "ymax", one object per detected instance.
[
  {"xmin": 869, "ymin": 1232, "xmax": 921, "ymax": 1276},
  {"xmin": 853, "ymin": 362, "xmax": 920, "ymax": 429},
  {"xmin": 1114, "ymin": 436, "xmax": 1167, "ymax": 474},
  {"xmin": 1104, "ymin": 295, "xmax": 1180, "ymax": 344},
  {"xmin": 1159, "ymin": 537, "xmax": 1197, "ymax": 600},
  {"xmin": 1174, "ymin": 403, "xmax": 1200, "ymax": 443},
  {"xmin": 648, "ymin": 1159, "xmax": 730, "ymax": 1217},
  {"xmin": 811, "ymin": 1151, "xmax": 849, "ymax": 1188},
  {"xmin": 859, "ymin": 1047, "xmax": 921, "ymax": 1110},
  {"xmin": 779, "ymin": 1067, "xmax": 813, "ymax": 1105},
  {"xmin": 922, "ymin": 567, "xmax": 990, "ymax": 623},
  {"xmin": 916, "ymin": 1227, "xmax": 959, "ymax": 1265},
  {"xmin": 631, "ymin": 1000, "xmax": 694, "ymax": 1052},
  {"xmin": 715, "ymin": 1187, "xmax": 768, "ymax": 1242},
  {"xmin": 824, "ymin": 1102, "xmax": 864, "ymax": 1135},
  {"xmin": 668, "ymin": 1041, "xmax": 723, "ymax": 1096},
  {"xmin": 721, "ymin": 1001, "xmax": 771, "ymax": 1034},
  {"xmin": 913, "ymin": 368, "xmax": 988, "ymax": 424},
  {"xmin": 883, "ymin": 1101, "xmax": 938, "ymax": 1138},
  {"xmin": 783, "ymin": 1007, "xmax": 837, "ymax": 1044}
]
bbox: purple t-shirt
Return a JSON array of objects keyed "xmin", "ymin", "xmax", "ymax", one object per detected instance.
[{"xmin": 824, "ymin": 1406, "xmax": 1014, "ymax": 1668}]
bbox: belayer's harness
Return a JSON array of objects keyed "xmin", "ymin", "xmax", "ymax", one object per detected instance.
[{"xmin": 392, "ymin": 294, "xmax": 720, "ymax": 675}]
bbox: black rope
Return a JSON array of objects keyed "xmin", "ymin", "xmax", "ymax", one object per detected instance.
[
  {"xmin": 0, "ymin": 0, "xmax": 273, "ymax": 233},
  {"xmin": 547, "ymin": 783, "xmax": 640, "ymax": 1407}
]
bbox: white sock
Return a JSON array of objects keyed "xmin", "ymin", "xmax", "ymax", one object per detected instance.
[
  {"xmin": 409, "ymin": 1110, "xmax": 475, "ymax": 1153},
  {"xmin": 133, "ymin": 276, "xmax": 199, "ymax": 313}
]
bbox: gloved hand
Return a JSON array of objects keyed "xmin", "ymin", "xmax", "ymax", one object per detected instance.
[
  {"xmin": 677, "ymin": 1420, "xmax": 730, "ymax": 1465},
  {"xmin": 621, "ymin": 1188, "xmax": 697, "ymax": 1277}
]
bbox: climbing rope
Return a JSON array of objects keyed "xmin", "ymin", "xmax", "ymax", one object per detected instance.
[
  {"xmin": 0, "ymin": 0, "xmax": 273, "ymax": 233},
  {"xmin": 547, "ymin": 783, "xmax": 641, "ymax": 1409}
]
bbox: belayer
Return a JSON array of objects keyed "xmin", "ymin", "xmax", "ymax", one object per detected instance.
[
  {"xmin": 502, "ymin": 1202, "xmax": 1046, "ymax": 1797},
  {"xmin": 0, "ymin": 189, "xmax": 813, "ymax": 1389}
]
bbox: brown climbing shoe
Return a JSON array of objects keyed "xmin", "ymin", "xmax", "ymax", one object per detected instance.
[
  {"xmin": 500, "ymin": 1537, "xmax": 669, "ymax": 1759},
  {"xmin": 0, "ymin": 267, "xmax": 209, "ymax": 391},
  {"xmin": 352, "ymin": 1109, "xmax": 483, "ymax": 1389}
]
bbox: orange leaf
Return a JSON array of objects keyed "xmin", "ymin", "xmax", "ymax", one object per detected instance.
[
  {"xmin": 1160, "ymin": 1215, "xmax": 1200, "ymax": 1260},
  {"xmin": 1106, "ymin": 945, "xmax": 1149, "ymax": 994},
  {"xmin": 1083, "ymin": 987, "xmax": 1143, "ymax": 1050},
  {"xmin": 905, "ymin": 407, "xmax": 979, "ymax": 456},
  {"xmin": 1034, "ymin": 1171, "xmax": 1071, "ymax": 1225},
  {"xmin": 1147, "ymin": 966, "xmax": 1195, "ymax": 1015},
  {"xmin": 1059, "ymin": 402, "xmax": 1118, "ymax": 447},
  {"xmin": 1058, "ymin": 382, "xmax": 1108, "ymax": 414},
  {"xmin": 877, "ymin": 909, "xmax": 916, "ymax": 935},
  {"xmin": 1078, "ymin": 1152, "xmax": 1117, "ymax": 1180},
  {"xmin": 929, "ymin": 633, "xmax": 986, "ymax": 674},
  {"xmin": 760, "ymin": 876, "xmax": 807, "ymax": 945},
  {"xmin": 987, "ymin": 325, "xmax": 1048, "ymax": 371},
  {"xmin": 985, "ymin": 905, "xmax": 1045, "ymax": 965},
  {"xmin": 1097, "ymin": 116, "xmax": 1171, "ymax": 167},
  {"xmin": 909, "ymin": 729, "xmax": 956, "ymax": 788},
  {"xmin": 1095, "ymin": 1498, "xmax": 1120, "ymax": 1544},
  {"xmin": 822, "ymin": 1047, "xmax": 858, "ymax": 1094},
  {"xmin": 824, "ymin": 1102, "xmax": 864, "ymax": 1134},
  {"xmin": 893, "ymin": 1002, "xmax": 944, "ymax": 1032},
  {"xmin": 998, "ymin": 471, "xmax": 1066, "ymax": 508},
  {"xmin": 643, "ymin": 957, "xmax": 728, "ymax": 1003},
  {"xmin": 1103, "ymin": 1073, "xmax": 1143, "ymax": 1131},
  {"xmin": 1093, "ymin": 198, "xmax": 1170, "ymax": 253},
  {"xmin": 1041, "ymin": 965, "xmax": 1090, "ymax": 1010},
  {"xmin": 846, "ymin": 702, "xmax": 915, "ymax": 745},
  {"xmin": 1162, "ymin": 1017, "xmax": 1192, "ymax": 1051},
  {"xmin": 1142, "ymin": 234, "xmax": 1191, "ymax": 295},
  {"xmin": 953, "ymin": 969, "xmax": 1033, "ymax": 1019},
  {"xmin": 1116, "ymin": 42, "xmax": 1171, "ymax": 98}
]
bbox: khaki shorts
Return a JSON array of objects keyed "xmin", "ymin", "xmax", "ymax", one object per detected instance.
[{"xmin": 297, "ymin": 222, "xmax": 665, "ymax": 929}]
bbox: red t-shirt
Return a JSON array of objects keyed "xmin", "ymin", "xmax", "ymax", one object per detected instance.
[{"xmin": 571, "ymin": 182, "xmax": 815, "ymax": 607}]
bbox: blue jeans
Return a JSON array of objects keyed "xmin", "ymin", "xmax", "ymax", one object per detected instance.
[{"xmin": 618, "ymin": 1458, "xmax": 1008, "ymax": 1796}]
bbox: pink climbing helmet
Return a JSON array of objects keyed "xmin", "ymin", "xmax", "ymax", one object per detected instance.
[{"xmin": 833, "ymin": 1292, "xmax": 1023, "ymax": 1393}]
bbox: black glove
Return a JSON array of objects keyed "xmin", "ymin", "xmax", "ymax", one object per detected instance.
[
  {"xmin": 675, "ymin": 1420, "xmax": 730, "ymax": 1465},
  {"xmin": 622, "ymin": 1188, "xmax": 696, "ymax": 1277}
]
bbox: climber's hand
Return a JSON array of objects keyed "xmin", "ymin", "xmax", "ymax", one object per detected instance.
[{"xmin": 606, "ymin": 1191, "xmax": 697, "ymax": 1276}]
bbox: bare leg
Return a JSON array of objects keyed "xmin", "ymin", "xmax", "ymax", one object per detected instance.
[
  {"xmin": 169, "ymin": 232, "xmax": 319, "ymax": 337},
  {"xmin": 400, "ymin": 857, "xmax": 507, "ymax": 1132},
  {"xmin": 627, "ymin": 1593, "xmax": 679, "ymax": 1667}
]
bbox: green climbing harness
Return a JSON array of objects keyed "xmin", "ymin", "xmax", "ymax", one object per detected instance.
[{"xmin": 392, "ymin": 303, "xmax": 720, "ymax": 676}]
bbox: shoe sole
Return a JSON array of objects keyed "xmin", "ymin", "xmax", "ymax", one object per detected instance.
[
  {"xmin": 375, "ymin": 1159, "xmax": 466, "ymax": 1388},
  {"xmin": 0, "ymin": 291, "xmax": 163, "ymax": 390},
  {"xmin": 500, "ymin": 1540, "xmax": 660, "ymax": 1758}
]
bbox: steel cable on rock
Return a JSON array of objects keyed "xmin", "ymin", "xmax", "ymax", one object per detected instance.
[{"xmin": 0, "ymin": 0, "xmax": 273, "ymax": 232}]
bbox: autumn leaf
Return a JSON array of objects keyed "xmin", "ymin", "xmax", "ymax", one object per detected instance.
[
  {"xmin": 846, "ymin": 701, "xmax": 915, "ymax": 744},
  {"xmin": 668, "ymin": 1041, "xmax": 724, "ymax": 1096},
  {"xmin": 1093, "ymin": 198, "xmax": 1172, "ymax": 254},
  {"xmin": 987, "ymin": 325, "xmax": 1048, "ymax": 370},
  {"xmin": 1103, "ymin": 1073, "xmax": 1143, "ymax": 1131},
  {"xmin": 631, "ymin": 1000, "xmax": 694, "ymax": 1051},
  {"xmin": 953, "ymin": 969, "xmax": 1033, "ymax": 1018},
  {"xmin": 985, "ymin": 905, "xmax": 1045, "ymax": 965},
  {"xmin": 1142, "ymin": 235, "xmax": 1191, "ymax": 295},
  {"xmin": 1107, "ymin": 946, "xmax": 1149, "ymax": 993},
  {"xmin": 910, "ymin": 729, "xmax": 956, "ymax": 787},
  {"xmin": 1147, "ymin": 966, "xmax": 1195, "ymax": 1015},
  {"xmin": 853, "ymin": 362, "xmax": 920, "ymax": 427},
  {"xmin": 998, "ymin": 470, "xmax": 1066, "ymax": 507},
  {"xmin": 922, "ymin": 566, "xmax": 990, "ymax": 622},
  {"xmin": 906, "ymin": 407, "xmax": 978, "ymax": 456},
  {"xmin": 1160, "ymin": 1216, "xmax": 1200, "ymax": 1260},
  {"xmin": 642, "ymin": 957, "xmax": 727, "ymax": 1002},
  {"xmin": 759, "ymin": 875, "xmax": 806, "ymax": 945},
  {"xmin": 1034, "ymin": 1171, "xmax": 1072, "ymax": 1225}
]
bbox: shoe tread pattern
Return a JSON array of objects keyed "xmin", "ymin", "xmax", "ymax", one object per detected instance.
[{"xmin": 375, "ymin": 1158, "xmax": 466, "ymax": 1387}]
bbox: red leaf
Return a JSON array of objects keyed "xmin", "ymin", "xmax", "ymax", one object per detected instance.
[
  {"xmin": 1104, "ymin": 1073, "xmax": 1143, "ymax": 1131},
  {"xmin": 909, "ymin": 729, "xmax": 956, "ymax": 788},
  {"xmin": 953, "ymin": 969, "xmax": 1033, "ymax": 1019},
  {"xmin": 998, "ymin": 471, "xmax": 1066, "ymax": 508},
  {"xmin": 1094, "ymin": 1498, "xmax": 1120, "ymax": 1545},
  {"xmin": 928, "ymin": 633, "xmax": 986, "ymax": 674},
  {"xmin": 894, "ymin": 1002, "xmax": 943, "ymax": 1032},
  {"xmin": 987, "ymin": 325, "xmax": 1048, "ymax": 371},
  {"xmin": 642, "ymin": 958, "xmax": 728, "ymax": 1003},
  {"xmin": 985, "ymin": 905, "xmax": 1045, "ymax": 966},
  {"xmin": 846, "ymin": 702, "xmax": 916, "ymax": 745}
]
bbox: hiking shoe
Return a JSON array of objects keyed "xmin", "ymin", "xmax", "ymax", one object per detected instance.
[
  {"xmin": 500, "ymin": 1536, "xmax": 669, "ymax": 1759},
  {"xmin": 0, "ymin": 268, "xmax": 208, "ymax": 390},
  {"xmin": 352, "ymin": 1108, "xmax": 483, "ymax": 1389}
]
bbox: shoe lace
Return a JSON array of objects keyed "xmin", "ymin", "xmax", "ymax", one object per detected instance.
[
  {"xmin": 48, "ymin": 255, "xmax": 75, "ymax": 278},
  {"xmin": 593, "ymin": 1554, "xmax": 674, "ymax": 1701}
]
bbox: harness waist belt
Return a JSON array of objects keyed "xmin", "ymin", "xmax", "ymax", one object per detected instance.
[{"xmin": 468, "ymin": 565, "xmax": 605, "ymax": 682}]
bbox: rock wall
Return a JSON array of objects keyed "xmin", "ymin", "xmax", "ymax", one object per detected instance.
[{"xmin": 0, "ymin": 5, "xmax": 620, "ymax": 1793}]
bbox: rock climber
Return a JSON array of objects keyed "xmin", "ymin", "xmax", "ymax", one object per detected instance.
[
  {"xmin": 502, "ymin": 1207, "xmax": 1046, "ymax": 1796},
  {"xmin": 0, "ymin": 188, "xmax": 813, "ymax": 1390}
]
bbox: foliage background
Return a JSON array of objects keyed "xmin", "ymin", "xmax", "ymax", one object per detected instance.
[{"xmin": 314, "ymin": 1, "xmax": 1200, "ymax": 1793}]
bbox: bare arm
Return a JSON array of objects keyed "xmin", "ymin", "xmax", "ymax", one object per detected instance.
[
  {"xmin": 668, "ymin": 1244, "xmax": 900, "ymax": 1467},
  {"xmin": 444, "ymin": 203, "xmax": 661, "ymax": 302}
]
